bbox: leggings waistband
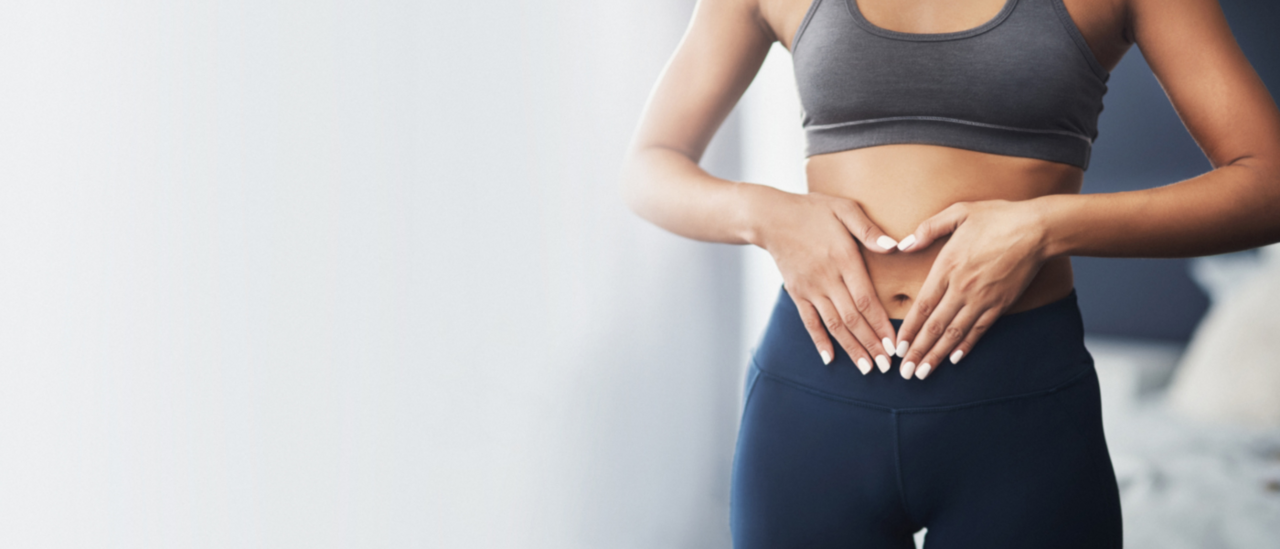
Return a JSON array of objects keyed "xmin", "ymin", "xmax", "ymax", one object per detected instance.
[{"xmin": 749, "ymin": 286, "xmax": 1094, "ymax": 410}]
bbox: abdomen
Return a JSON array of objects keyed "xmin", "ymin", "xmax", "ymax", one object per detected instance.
[{"xmin": 805, "ymin": 143, "xmax": 1082, "ymax": 318}]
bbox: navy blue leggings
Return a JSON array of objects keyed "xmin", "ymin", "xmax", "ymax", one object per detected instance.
[{"xmin": 731, "ymin": 287, "xmax": 1122, "ymax": 548}]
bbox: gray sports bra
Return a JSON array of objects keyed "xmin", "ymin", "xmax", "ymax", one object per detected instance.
[{"xmin": 792, "ymin": 0, "xmax": 1109, "ymax": 169}]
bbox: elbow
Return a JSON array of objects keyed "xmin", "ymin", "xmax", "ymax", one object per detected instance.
[
  {"xmin": 1225, "ymin": 150, "xmax": 1280, "ymax": 191},
  {"xmin": 619, "ymin": 150, "xmax": 646, "ymax": 218},
  {"xmin": 1229, "ymin": 153, "xmax": 1280, "ymax": 246},
  {"xmin": 619, "ymin": 180, "xmax": 649, "ymax": 221},
  {"xmin": 1264, "ymin": 161, "xmax": 1280, "ymax": 243},
  {"xmin": 1238, "ymin": 153, "xmax": 1280, "ymax": 203},
  {"xmin": 619, "ymin": 145, "xmax": 664, "ymax": 221}
]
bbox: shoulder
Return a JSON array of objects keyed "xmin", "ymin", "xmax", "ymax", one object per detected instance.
[
  {"xmin": 1125, "ymin": 0, "xmax": 1231, "ymax": 43},
  {"xmin": 687, "ymin": 0, "xmax": 777, "ymax": 42}
]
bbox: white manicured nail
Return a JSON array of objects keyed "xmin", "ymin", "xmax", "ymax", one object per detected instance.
[
  {"xmin": 856, "ymin": 358, "xmax": 872, "ymax": 375},
  {"xmin": 896, "ymin": 340, "xmax": 910, "ymax": 357},
  {"xmin": 876, "ymin": 235, "xmax": 898, "ymax": 251},
  {"xmin": 897, "ymin": 234, "xmax": 917, "ymax": 251},
  {"xmin": 901, "ymin": 361, "xmax": 916, "ymax": 379},
  {"xmin": 882, "ymin": 337, "xmax": 896, "ymax": 357},
  {"xmin": 875, "ymin": 354, "xmax": 890, "ymax": 373},
  {"xmin": 820, "ymin": 350, "xmax": 832, "ymax": 365},
  {"xmin": 916, "ymin": 363, "xmax": 932, "ymax": 380},
  {"xmin": 950, "ymin": 350, "xmax": 965, "ymax": 364}
]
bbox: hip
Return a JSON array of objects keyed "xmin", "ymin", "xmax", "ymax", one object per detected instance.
[{"xmin": 748, "ymin": 285, "xmax": 1095, "ymax": 410}]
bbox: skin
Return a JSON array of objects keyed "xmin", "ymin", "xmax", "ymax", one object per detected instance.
[{"xmin": 620, "ymin": 0, "xmax": 1280, "ymax": 380}]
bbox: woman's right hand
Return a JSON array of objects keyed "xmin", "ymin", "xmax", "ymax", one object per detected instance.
[{"xmin": 748, "ymin": 187, "xmax": 901, "ymax": 374}]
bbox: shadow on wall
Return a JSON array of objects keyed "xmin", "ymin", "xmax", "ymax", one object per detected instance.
[{"xmin": 1075, "ymin": 0, "xmax": 1280, "ymax": 341}]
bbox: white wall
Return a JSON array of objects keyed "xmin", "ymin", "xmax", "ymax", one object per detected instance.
[
  {"xmin": 738, "ymin": 44, "xmax": 807, "ymax": 352},
  {"xmin": 0, "ymin": 1, "xmax": 744, "ymax": 547}
]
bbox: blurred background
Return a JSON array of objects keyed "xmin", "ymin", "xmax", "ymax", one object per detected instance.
[{"xmin": 0, "ymin": 0, "xmax": 1276, "ymax": 548}]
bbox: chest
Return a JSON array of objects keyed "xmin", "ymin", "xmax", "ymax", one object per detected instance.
[{"xmin": 765, "ymin": 0, "xmax": 1130, "ymax": 72}]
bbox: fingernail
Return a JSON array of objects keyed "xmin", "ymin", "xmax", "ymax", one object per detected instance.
[
  {"xmin": 882, "ymin": 337, "xmax": 896, "ymax": 357},
  {"xmin": 901, "ymin": 361, "xmax": 916, "ymax": 379},
  {"xmin": 916, "ymin": 363, "xmax": 932, "ymax": 380},
  {"xmin": 876, "ymin": 235, "xmax": 898, "ymax": 251},
  {"xmin": 856, "ymin": 358, "xmax": 872, "ymax": 375},
  {"xmin": 950, "ymin": 350, "xmax": 965, "ymax": 364},
  {"xmin": 896, "ymin": 340, "xmax": 910, "ymax": 357},
  {"xmin": 821, "ymin": 350, "xmax": 832, "ymax": 365},
  {"xmin": 897, "ymin": 234, "xmax": 917, "ymax": 251},
  {"xmin": 875, "ymin": 354, "xmax": 890, "ymax": 373}
]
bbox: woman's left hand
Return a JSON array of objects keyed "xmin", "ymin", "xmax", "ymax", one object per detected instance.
[{"xmin": 892, "ymin": 199, "xmax": 1050, "ymax": 380}]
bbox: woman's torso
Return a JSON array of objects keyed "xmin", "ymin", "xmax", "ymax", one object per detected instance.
[{"xmin": 759, "ymin": 0, "xmax": 1133, "ymax": 318}]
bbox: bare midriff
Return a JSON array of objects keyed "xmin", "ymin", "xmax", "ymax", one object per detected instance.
[{"xmin": 806, "ymin": 143, "xmax": 1082, "ymax": 319}]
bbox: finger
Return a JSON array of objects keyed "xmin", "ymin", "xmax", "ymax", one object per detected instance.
[
  {"xmin": 898, "ymin": 202, "xmax": 971, "ymax": 252},
  {"xmin": 948, "ymin": 308, "xmax": 1002, "ymax": 366},
  {"xmin": 789, "ymin": 291, "xmax": 836, "ymax": 366},
  {"xmin": 838, "ymin": 270, "xmax": 897, "ymax": 371},
  {"xmin": 839, "ymin": 276, "xmax": 890, "ymax": 371},
  {"xmin": 895, "ymin": 267, "xmax": 950, "ymax": 363},
  {"xmin": 848, "ymin": 311, "xmax": 891, "ymax": 375},
  {"xmin": 827, "ymin": 288, "xmax": 882, "ymax": 375},
  {"xmin": 812, "ymin": 297, "xmax": 872, "ymax": 374},
  {"xmin": 900, "ymin": 293, "xmax": 964, "ymax": 380},
  {"xmin": 915, "ymin": 306, "xmax": 982, "ymax": 380},
  {"xmin": 831, "ymin": 199, "xmax": 899, "ymax": 254}
]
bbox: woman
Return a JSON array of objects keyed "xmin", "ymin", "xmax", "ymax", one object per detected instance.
[{"xmin": 621, "ymin": 0, "xmax": 1280, "ymax": 546}]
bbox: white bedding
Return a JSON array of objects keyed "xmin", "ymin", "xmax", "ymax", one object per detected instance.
[{"xmin": 1087, "ymin": 336, "xmax": 1280, "ymax": 549}]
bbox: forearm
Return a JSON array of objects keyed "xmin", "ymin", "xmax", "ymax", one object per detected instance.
[
  {"xmin": 620, "ymin": 145, "xmax": 775, "ymax": 246},
  {"xmin": 1037, "ymin": 157, "xmax": 1280, "ymax": 258}
]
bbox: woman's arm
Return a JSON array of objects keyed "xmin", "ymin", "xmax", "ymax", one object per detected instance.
[
  {"xmin": 892, "ymin": 0, "xmax": 1280, "ymax": 379},
  {"xmin": 622, "ymin": 0, "xmax": 903, "ymax": 372},
  {"xmin": 621, "ymin": 0, "xmax": 773, "ymax": 245},
  {"xmin": 1036, "ymin": 0, "xmax": 1280, "ymax": 258}
]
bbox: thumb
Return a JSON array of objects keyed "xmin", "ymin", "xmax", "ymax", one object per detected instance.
[
  {"xmin": 899, "ymin": 202, "xmax": 971, "ymax": 252},
  {"xmin": 832, "ymin": 200, "xmax": 898, "ymax": 254}
]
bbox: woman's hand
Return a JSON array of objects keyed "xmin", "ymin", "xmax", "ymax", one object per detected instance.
[
  {"xmin": 750, "ymin": 188, "xmax": 901, "ymax": 374},
  {"xmin": 892, "ymin": 200, "xmax": 1050, "ymax": 380}
]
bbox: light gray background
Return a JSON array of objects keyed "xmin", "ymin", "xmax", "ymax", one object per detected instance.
[{"xmin": 1, "ymin": 1, "xmax": 742, "ymax": 547}]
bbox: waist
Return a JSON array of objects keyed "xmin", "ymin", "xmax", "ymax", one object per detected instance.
[
  {"xmin": 750, "ymin": 285, "xmax": 1094, "ymax": 409},
  {"xmin": 806, "ymin": 143, "xmax": 1083, "ymax": 316}
]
